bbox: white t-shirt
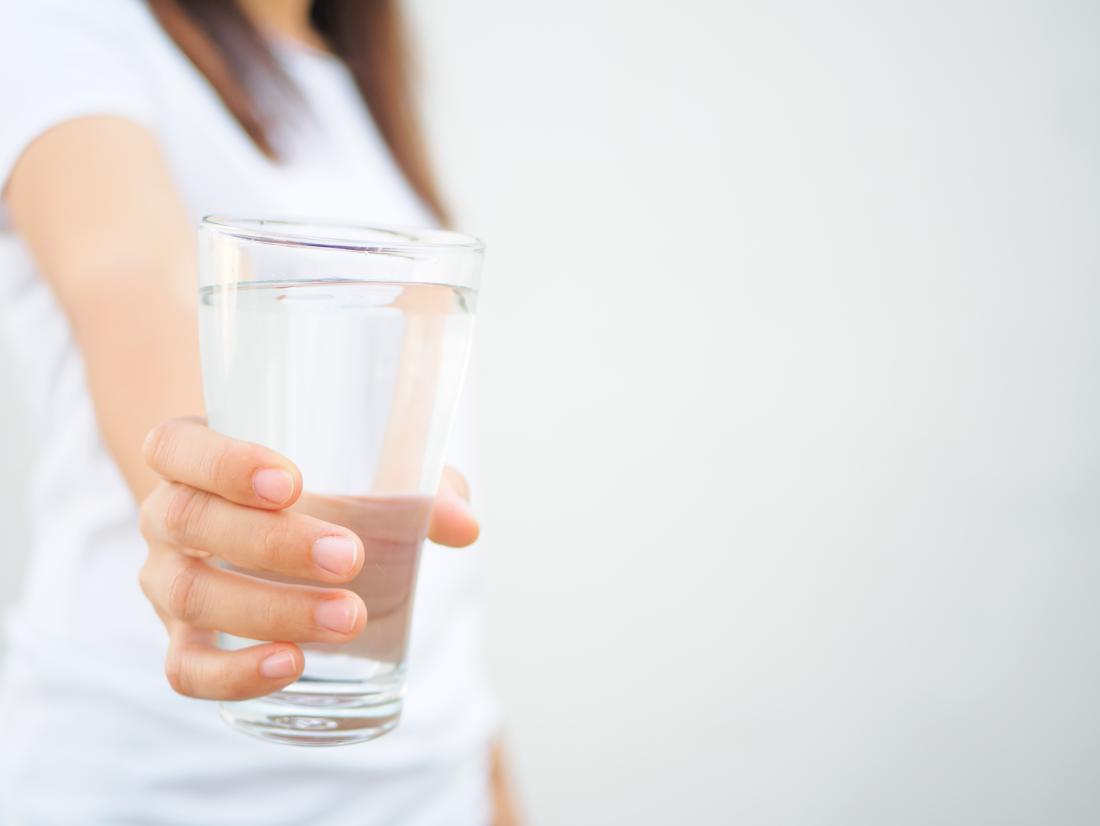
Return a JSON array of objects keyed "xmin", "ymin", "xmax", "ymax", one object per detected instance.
[{"xmin": 0, "ymin": 1, "xmax": 497, "ymax": 823}]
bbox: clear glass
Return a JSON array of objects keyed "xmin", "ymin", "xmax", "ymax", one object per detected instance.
[{"xmin": 197, "ymin": 217, "xmax": 483, "ymax": 746}]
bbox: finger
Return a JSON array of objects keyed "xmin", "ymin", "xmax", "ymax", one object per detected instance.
[
  {"xmin": 143, "ymin": 417, "xmax": 301, "ymax": 509},
  {"xmin": 141, "ymin": 483, "xmax": 363, "ymax": 583},
  {"xmin": 163, "ymin": 623, "xmax": 304, "ymax": 701},
  {"xmin": 429, "ymin": 466, "xmax": 480, "ymax": 548},
  {"xmin": 141, "ymin": 555, "xmax": 367, "ymax": 643}
]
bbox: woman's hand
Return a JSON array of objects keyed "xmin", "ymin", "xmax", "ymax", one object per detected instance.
[{"xmin": 137, "ymin": 417, "xmax": 478, "ymax": 700}]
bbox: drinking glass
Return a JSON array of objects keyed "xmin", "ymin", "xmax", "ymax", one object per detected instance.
[{"xmin": 197, "ymin": 217, "xmax": 483, "ymax": 746}]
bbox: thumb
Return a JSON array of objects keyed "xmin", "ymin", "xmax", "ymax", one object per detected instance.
[{"xmin": 428, "ymin": 467, "xmax": 480, "ymax": 548}]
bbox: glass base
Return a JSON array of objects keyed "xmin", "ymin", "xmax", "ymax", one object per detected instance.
[{"xmin": 219, "ymin": 685, "xmax": 403, "ymax": 746}]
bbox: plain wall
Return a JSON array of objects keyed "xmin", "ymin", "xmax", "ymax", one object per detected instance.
[{"xmin": 3, "ymin": 0, "xmax": 1100, "ymax": 824}]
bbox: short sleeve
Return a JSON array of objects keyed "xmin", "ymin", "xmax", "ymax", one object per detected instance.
[{"xmin": 0, "ymin": 0, "xmax": 156, "ymax": 195}]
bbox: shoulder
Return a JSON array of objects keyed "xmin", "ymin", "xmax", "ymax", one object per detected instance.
[
  {"xmin": 0, "ymin": 0, "xmax": 152, "ymax": 24},
  {"xmin": 0, "ymin": 0, "xmax": 163, "ymax": 108},
  {"xmin": 0, "ymin": 0, "xmax": 166, "ymax": 195},
  {"xmin": 0, "ymin": 0, "xmax": 165, "ymax": 93},
  {"xmin": 0, "ymin": 0, "xmax": 160, "ymax": 54}
]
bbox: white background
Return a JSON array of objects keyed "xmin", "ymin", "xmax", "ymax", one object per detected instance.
[{"xmin": 4, "ymin": 0, "xmax": 1100, "ymax": 823}]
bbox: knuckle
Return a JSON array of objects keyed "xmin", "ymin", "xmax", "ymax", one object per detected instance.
[
  {"xmin": 452, "ymin": 471, "xmax": 471, "ymax": 502},
  {"xmin": 138, "ymin": 495, "xmax": 157, "ymax": 542},
  {"xmin": 164, "ymin": 647, "xmax": 194, "ymax": 697},
  {"xmin": 142, "ymin": 420, "xmax": 175, "ymax": 471},
  {"xmin": 165, "ymin": 561, "xmax": 208, "ymax": 624},
  {"xmin": 162, "ymin": 483, "xmax": 207, "ymax": 544},
  {"xmin": 258, "ymin": 519, "xmax": 291, "ymax": 571},
  {"xmin": 258, "ymin": 592, "xmax": 287, "ymax": 635},
  {"xmin": 443, "ymin": 466, "xmax": 471, "ymax": 502},
  {"xmin": 205, "ymin": 439, "xmax": 258, "ymax": 497},
  {"xmin": 203, "ymin": 440, "xmax": 243, "ymax": 494},
  {"xmin": 137, "ymin": 560, "xmax": 155, "ymax": 600},
  {"xmin": 222, "ymin": 667, "xmax": 266, "ymax": 701},
  {"xmin": 138, "ymin": 483, "xmax": 170, "ymax": 542}
]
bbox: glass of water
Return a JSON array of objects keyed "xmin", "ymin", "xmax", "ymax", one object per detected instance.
[{"xmin": 197, "ymin": 217, "xmax": 483, "ymax": 746}]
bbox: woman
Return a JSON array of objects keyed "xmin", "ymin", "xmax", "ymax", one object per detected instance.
[{"xmin": 0, "ymin": 0, "xmax": 517, "ymax": 823}]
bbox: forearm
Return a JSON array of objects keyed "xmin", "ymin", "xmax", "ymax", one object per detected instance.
[
  {"xmin": 491, "ymin": 739, "xmax": 523, "ymax": 826},
  {"xmin": 74, "ymin": 275, "xmax": 205, "ymax": 501},
  {"xmin": 7, "ymin": 116, "xmax": 202, "ymax": 503}
]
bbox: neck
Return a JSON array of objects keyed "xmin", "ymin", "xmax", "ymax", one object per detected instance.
[{"xmin": 236, "ymin": 0, "xmax": 327, "ymax": 51}]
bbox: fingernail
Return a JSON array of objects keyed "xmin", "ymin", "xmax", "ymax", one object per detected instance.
[
  {"xmin": 253, "ymin": 469, "xmax": 294, "ymax": 504},
  {"xmin": 259, "ymin": 650, "xmax": 298, "ymax": 679},
  {"xmin": 315, "ymin": 598, "xmax": 360, "ymax": 634},
  {"xmin": 312, "ymin": 535, "xmax": 359, "ymax": 576}
]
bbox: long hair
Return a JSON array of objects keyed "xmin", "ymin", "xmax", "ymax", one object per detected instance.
[{"xmin": 146, "ymin": 0, "xmax": 448, "ymax": 223}]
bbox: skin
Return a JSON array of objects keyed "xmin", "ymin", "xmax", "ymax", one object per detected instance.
[
  {"xmin": 7, "ymin": 121, "xmax": 480, "ymax": 695},
  {"xmin": 5, "ymin": 2, "xmax": 521, "ymax": 822}
]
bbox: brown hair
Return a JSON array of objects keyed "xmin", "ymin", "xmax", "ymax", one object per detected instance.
[{"xmin": 146, "ymin": 0, "xmax": 448, "ymax": 222}]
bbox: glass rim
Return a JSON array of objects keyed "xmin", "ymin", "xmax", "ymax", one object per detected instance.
[{"xmin": 200, "ymin": 215, "xmax": 485, "ymax": 255}]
